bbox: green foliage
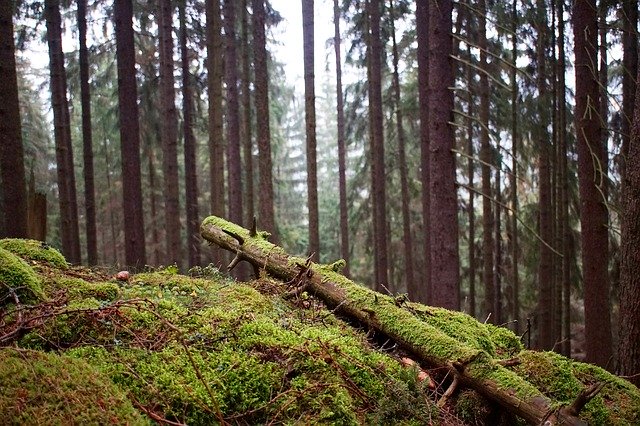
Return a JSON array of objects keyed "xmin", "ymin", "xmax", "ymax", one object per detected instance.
[
  {"xmin": 0, "ymin": 238, "xmax": 68, "ymax": 270},
  {"xmin": 0, "ymin": 348, "xmax": 147, "ymax": 425},
  {"xmin": 0, "ymin": 247, "xmax": 44, "ymax": 304}
]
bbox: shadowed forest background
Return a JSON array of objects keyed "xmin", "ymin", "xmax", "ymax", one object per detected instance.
[{"xmin": 1, "ymin": 0, "xmax": 639, "ymax": 386}]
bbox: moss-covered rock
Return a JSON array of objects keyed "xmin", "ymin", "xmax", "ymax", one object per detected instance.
[
  {"xmin": 0, "ymin": 348, "xmax": 147, "ymax": 425},
  {"xmin": 0, "ymin": 247, "xmax": 44, "ymax": 304},
  {"xmin": 0, "ymin": 238, "xmax": 68, "ymax": 269}
]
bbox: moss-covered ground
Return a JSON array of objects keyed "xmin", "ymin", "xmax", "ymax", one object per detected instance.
[{"xmin": 1, "ymin": 236, "xmax": 639, "ymax": 425}]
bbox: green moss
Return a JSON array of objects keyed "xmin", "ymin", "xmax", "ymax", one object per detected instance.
[
  {"xmin": 201, "ymin": 215, "xmax": 286, "ymax": 256},
  {"xmin": 47, "ymin": 277, "xmax": 120, "ymax": 301},
  {"xmin": 0, "ymin": 238, "xmax": 68, "ymax": 269},
  {"xmin": 0, "ymin": 247, "xmax": 44, "ymax": 304},
  {"xmin": 485, "ymin": 323, "xmax": 524, "ymax": 357},
  {"xmin": 0, "ymin": 348, "xmax": 146, "ymax": 425}
]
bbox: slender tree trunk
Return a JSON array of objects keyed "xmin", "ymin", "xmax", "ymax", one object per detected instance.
[
  {"xmin": 333, "ymin": 0, "xmax": 349, "ymax": 276},
  {"xmin": 225, "ymin": 0, "xmax": 243, "ymax": 228},
  {"xmin": 206, "ymin": 0, "xmax": 225, "ymax": 221},
  {"xmin": 240, "ymin": 0, "xmax": 255, "ymax": 228},
  {"xmin": 494, "ymin": 150, "xmax": 502, "ymax": 324},
  {"xmin": 45, "ymin": 0, "xmax": 81, "ymax": 264},
  {"xmin": 573, "ymin": 0, "xmax": 612, "ymax": 368},
  {"xmin": 536, "ymin": 1, "xmax": 554, "ymax": 350},
  {"xmin": 622, "ymin": 0, "xmax": 638, "ymax": 167},
  {"xmin": 0, "ymin": 0, "xmax": 27, "ymax": 238},
  {"xmin": 509, "ymin": 0, "xmax": 520, "ymax": 333},
  {"xmin": 158, "ymin": 0, "xmax": 183, "ymax": 269},
  {"xmin": 389, "ymin": 0, "xmax": 414, "ymax": 296},
  {"xmin": 429, "ymin": 0, "xmax": 459, "ymax": 310},
  {"xmin": 416, "ymin": 0, "xmax": 430, "ymax": 304},
  {"xmin": 466, "ymin": 43, "xmax": 476, "ymax": 318},
  {"xmin": 77, "ymin": 0, "xmax": 97, "ymax": 265},
  {"xmin": 618, "ymin": 39, "xmax": 640, "ymax": 389},
  {"xmin": 302, "ymin": 0, "xmax": 320, "ymax": 262},
  {"xmin": 478, "ymin": 0, "xmax": 494, "ymax": 321},
  {"xmin": 147, "ymin": 147, "xmax": 162, "ymax": 265},
  {"xmin": 367, "ymin": 0, "xmax": 387, "ymax": 290},
  {"xmin": 180, "ymin": 0, "xmax": 201, "ymax": 268},
  {"xmin": 114, "ymin": 0, "xmax": 146, "ymax": 268},
  {"xmin": 252, "ymin": 0, "xmax": 277, "ymax": 241}
]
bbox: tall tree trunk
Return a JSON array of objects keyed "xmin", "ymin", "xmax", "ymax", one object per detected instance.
[
  {"xmin": 573, "ymin": 0, "xmax": 612, "ymax": 368},
  {"xmin": 509, "ymin": 0, "xmax": 520, "ymax": 333},
  {"xmin": 240, "ymin": 0, "xmax": 254, "ymax": 228},
  {"xmin": 478, "ymin": 0, "xmax": 494, "ymax": 321},
  {"xmin": 77, "ymin": 0, "xmax": 97, "ymax": 265},
  {"xmin": 494, "ymin": 153, "xmax": 502, "ymax": 324},
  {"xmin": 147, "ymin": 147, "xmax": 162, "ymax": 265},
  {"xmin": 622, "ymin": 0, "xmax": 638, "ymax": 166},
  {"xmin": 45, "ymin": 0, "xmax": 81, "ymax": 264},
  {"xmin": 114, "ymin": 0, "xmax": 146, "ymax": 268},
  {"xmin": 333, "ymin": 0, "xmax": 349, "ymax": 276},
  {"xmin": 206, "ymin": 0, "xmax": 225, "ymax": 222},
  {"xmin": 224, "ymin": 0, "xmax": 243, "ymax": 228},
  {"xmin": 466, "ymin": 43, "xmax": 476, "ymax": 318},
  {"xmin": 429, "ymin": 0, "xmax": 459, "ymax": 310},
  {"xmin": 302, "ymin": 0, "xmax": 320, "ymax": 262},
  {"xmin": 0, "ymin": 0, "xmax": 28, "ymax": 238},
  {"xmin": 618, "ymin": 38, "xmax": 640, "ymax": 389},
  {"xmin": 367, "ymin": 0, "xmax": 388, "ymax": 291},
  {"xmin": 416, "ymin": 0, "xmax": 430, "ymax": 304},
  {"xmin": 180, "ymin": 0, "xmax": 201, "ymax": 268},
  {"xmin": 159, "ymin": 0, "xmax": 183, "ymax": 269},
  {"xmin": 389, "ymin": 0, "xmax": 414, "ymax": 296},
  {"xmin": 536, "ymin": 0, "xmax": 554, "ymax": 350},
  {"xmin": 252, "ymin": 0, "xmax": 277, "ymax": 240}
]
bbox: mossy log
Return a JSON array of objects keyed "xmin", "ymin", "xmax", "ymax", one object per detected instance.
[{"xmin": 201, "ymin": 216, "xmax": 640, "ymax": 425}]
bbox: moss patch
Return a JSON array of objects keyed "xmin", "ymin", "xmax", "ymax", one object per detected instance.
[
  {"xmin": 0, "ymin": 247, "xmax": 44, "ymax": 304},
  {"xmin": 0, "ymin": 238, "xmax": 68, "ymax": 269},
  {"xmin": 0, "ymin": 348, "xmax": 146, "ymax": 425}
]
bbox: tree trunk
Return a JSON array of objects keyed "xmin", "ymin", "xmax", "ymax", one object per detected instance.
[
  {"xmin": 0, "ymin": 0, "xmax": 28, "ymax": 238},
  {"xmin": 302, "ymin": 0, "xmax": 320, "ymax": 262},
  {"xmin": 466, "ymin": 42, "xmax": 476, "ymax": 318},
  {"xmin": 416, "ymin": 0, "xmax": 430, "ymax": 304},
  {"xmin": 240, "ymin": 0, "xmax": 255, "ymax": 228},
  {"xmin": 509, "ymin": 0, "xmax": 520, "ymax": 333},
  {"xmin": 622, "ymin": 0, "xmax": 638, "ymax": 168},
  {"xmin": 77, "ymin": 0, "xmax": 97, "ymax": 265},
  {"xmin": 429, "ymin": 0, "xmax": 459, "ymax": 310},
  {"xmin": 224, "ymin": 0, "xmax": 243, "ymax": 228},
  {"xmin": 114, "ymin": 0, "xmax": 147, "ymax": 268},
  {"xmin": 45, "ymin": 0, "xmax": 81, "ymax": 264},
  {"xmin": 180, "ymin": 0, "xmax": 201, "ymax": 269},
  {"xmin": 333, "ymin": 0, "xmax": 349, "ymax": 277},
  {"xmin": 158, "ymin": 0, "xmax": 183, "ymax": 269},
  {"xmin": 252, "ymin": 0, "xmax": 277, "ymax": 241},
  {"xmin": 573, "ymin": 0, "xmax": 612, "ymax": 368}
]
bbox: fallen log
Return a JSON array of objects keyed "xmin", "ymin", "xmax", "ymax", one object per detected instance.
[{"xmin": 201, "ymin": 216, "xmax": 639, "ymax": 425}]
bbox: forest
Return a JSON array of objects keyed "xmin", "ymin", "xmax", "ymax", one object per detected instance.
[{"xmin": 1, "ymin": 0, "xmax": 640, "ymax": 422}]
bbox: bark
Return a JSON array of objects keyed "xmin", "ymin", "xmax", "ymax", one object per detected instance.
[
  {"xmin": 618, "ymin": 23, "xmax": 640, "ymax": 388},
  {"xmin": 45, "ymin": 0, "xmax": 81, "ymax": 264},
  {"xmin": 0, "ymin": 0, "xmax": 27, "ymax": 238},
  {"xmin": 622, "ymin": 0, "xmax": 638, "ymax": 167},
  {"xmin": 201, "ymin": 216, "xmax": 619, "ymax": 426},
  {"xmin": 77, "ymin": 0, "xmax": 97, "ymax": 265},
  {"xmin": 466, "ymin": 43, "xmax": 476, "ymax": 319},
  {"xmin": 429, "ymin": 0, "xmax": 459, "ymax": 310},
  {"xmin": 367, "ymin": 0, "xmax": 388, "ymax": 291},
  {"xmin": 180, "ymin": 1, "xmax": 201, "ymax": 268},
  {"xmin": 158, "ymin": 0, "xmax": 183, "ymax": 269},
  {"xmin": 114, "ymin": 0, "xmax": 147, "ymax": 268},
  {"xmin": 333, "ymin": 0, "xmax": 349, "ymax": 277},
  {"xmin": 389, "ymin": 0, "xmax": 414, "ymax": 296},
  {"xmin": 494, "ymin": 157, "xmax": 502, "ymax": 325},
  {"xmin": 536, "ymin": 1, "xmax": 554, "ymax": 350},
  {"xmin": 573, "ymin": 0, "xmax": 612, "ymax": 368},
  {"xmin": 478, "ymin": 0, "xmax": 493, "ymax": 319},
  {"xmin": 416, "ymin": 0, "xmax": 430, "ymax": 304},
  {"xmin": 302, "ymin": 0, "xmax": 320, "ymax": 262},
  {"xmin": 240, "ymin": 0, "xmax": 255, "ymax": 228},
  {"xmin": 252, "ymin": 0, "xmax": 277, "ymax": 241},
  {"xmin": 509, "ymin": 0, "xmax": 519, "ymax": 333},
  {"xmin": 224, "ymin": 0, "xmax": 243, "ymax": 227}
]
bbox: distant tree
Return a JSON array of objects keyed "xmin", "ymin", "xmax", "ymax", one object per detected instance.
[
  {"xmin": 415, "ymin": 0, "xmax": 430, "ymax": 304},
  {"xmin": 114, "ymin": 0, "xmax": 146, "ymax": 268},
  {"xmin": 302, "ymin": 0, "xmax": 319, "ymax": 261},
  {"xmin": 179, "ymin": 0, "xmax": 201, "ymax": 268},
  {"xmin": 573, "ymin": 0, "xmax": 612, "ymax": 368},
  {"xmin": 240, "ymin": 0, "xmax": 255, "ymax": 227},
  {"xmin": 45, "ymin": 0, "xmax": 81, "ymax": 263},
  {"xmin": 509, "ymin": 0, "xmax": 520, "ymax": 333},
  {"xmin": 252, "ymin": 0, "xmax": 276, "ymax": 239},
  {"xmin": 158, "ymin": 0, "xmax": 183, "ymax": 268},
  {"xmin": 429, "ymin": 0, "xmax": 459, "ymax": 309},
  {"xmin": 333, "ymin": 0, "xmax": 349, "ymax": 275},
  {"xmin": 0, "ymin": 0, "xmax": 28, "ymax": 238},
  {"xmin": 77, "ymin": 0, "xmax": 97, "ymax": 264}
]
